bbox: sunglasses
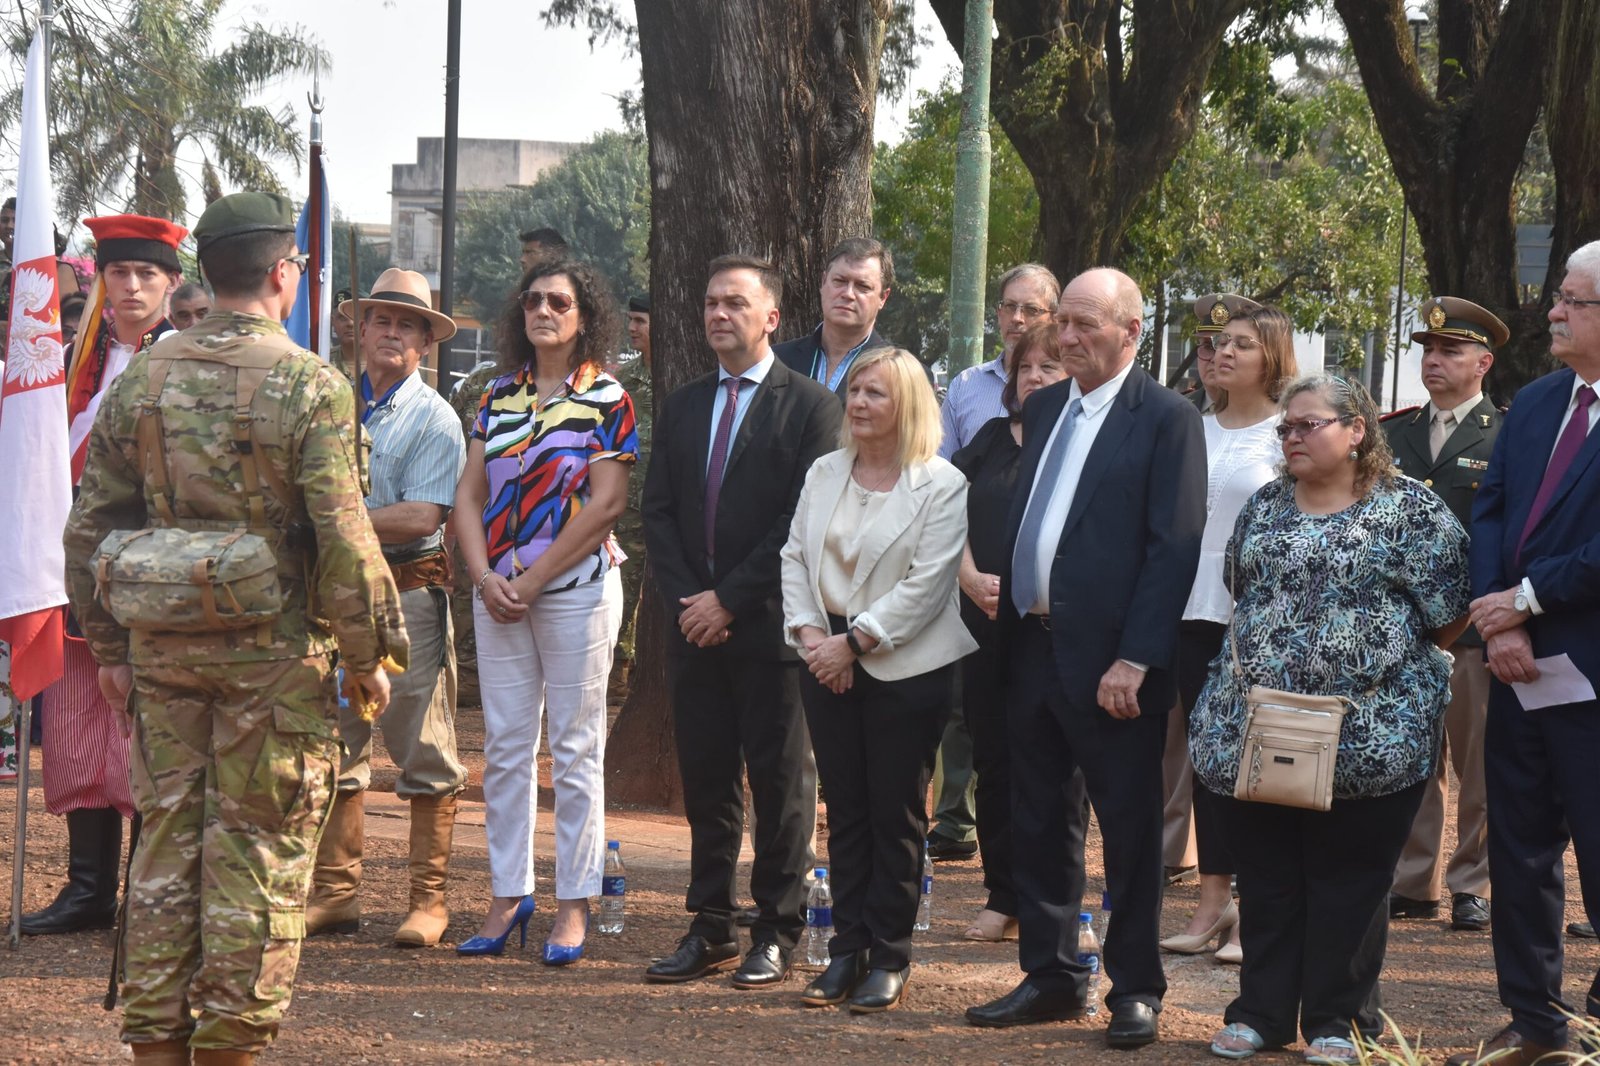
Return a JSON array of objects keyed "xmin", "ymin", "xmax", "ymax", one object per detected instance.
[
  {"xmin": 519, "ymin": 289, "xmax": 575, "ymax": 314},
  {"xmin": 1275, "ymin": 416, "xmax": 1351, "ymax": 442}
]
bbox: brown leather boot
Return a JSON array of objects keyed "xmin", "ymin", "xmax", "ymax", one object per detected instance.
[
  {"xmin": 304, "ymin": 790, "xmax": 363, "ymax": 936},
  {"xmin": 394, "ymin": 793, "xmax": 457, "ymax": 947},
  {"xmin": 130, "ymin": 1039, "xmax": 190, "ymax": 1065},
  {"xmin": 190, "ymin": 1050, "xmax": 254, "ymax": 1066}
]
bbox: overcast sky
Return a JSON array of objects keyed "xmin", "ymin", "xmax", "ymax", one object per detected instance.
[{"xmin": 230, "ymin": 0, "xmax": 962, "ymax": 225}]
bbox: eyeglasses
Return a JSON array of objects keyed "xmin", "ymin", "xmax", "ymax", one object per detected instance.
[
  {"xmin": 1275, "ymin": 416, "xmax": 1351, "ymax": 441},
  {"xmin": 1214, "ymin": 333, "xmax": 1261, "ymax": 351},
  {"xmin": 997, "ymin": 299, "xmax": 1052, "ymax": 319},
  {"xmin": 1553, "ymin": 291, "xmax": 1600, "ymax": 310},
  {"xmin": 518, "ymin": 289, "xmax": 575, "ymax": 314},
  {"xmin": 278, "ymin": 253, "xmax": 309, "ymax": 273}
]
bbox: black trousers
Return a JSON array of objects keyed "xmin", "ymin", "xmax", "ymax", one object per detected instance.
[
  {"xmin": 1010, "ymin": 618, "xmax": 1168, "ymax": 1011},
  {"xmin": 1178, "ymin": 620, "xmax": 1233, "ymax": 876},
  {"xmin": 800, "ymin": 661, "xmax": 952, "ymax": 971},
  {"xmin": 1221, "ymin": 780, "xmax": 1426, "ymax": 1046},
  {"xmin": 668, "ymin": 651, "xmax": 810, "ymax": 949},
  {"xmin": 962, "ymin": 613, "xmax": 1018, "ymax": 916},
  {"xmin": 1484, "ymin": 685, "xmax": 1600, "ymax": 1046}
]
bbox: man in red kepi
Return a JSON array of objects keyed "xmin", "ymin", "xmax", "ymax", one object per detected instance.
[{"xmin": 21, "ymin": 214, "xmax": 186, "ymax": 936}]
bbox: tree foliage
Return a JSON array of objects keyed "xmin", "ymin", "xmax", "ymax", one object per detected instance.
[
  {"xmin": 873, "ymin": 78, "xmax": 1040, "ymax": 365},
  {"xmin": 0, "ymin": 0, "xmax": 325, "ymax": 224},
  {"xmin": 451, "ymin": 130, "xmax": 649, "ymax": 321}
]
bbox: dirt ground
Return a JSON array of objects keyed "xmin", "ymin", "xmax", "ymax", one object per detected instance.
[{"xmin": 2, "ymin": 704, "xmax": 1595, "ymax": 1065}]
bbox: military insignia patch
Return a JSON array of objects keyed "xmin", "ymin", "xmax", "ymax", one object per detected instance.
[
  {"xmin": 1457, "ymin": 457, "xmax": 1488, "ymax": 471},
  {"xmin": 1211, "ymin": 302, "xmax": 1229, "ymax": 325},
  {"xmin": 1427, "ymin": 304, "xmax": 1447, "ymax": 329}
]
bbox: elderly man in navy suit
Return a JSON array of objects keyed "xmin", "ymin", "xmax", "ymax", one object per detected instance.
[
  {"xmin": 1449, "ymin": 241, "xmax": 1600, "ymax": 1066},
  {"xmin": 964, "ymin": 268, "xmax": 1205, "ymax": 1047}
]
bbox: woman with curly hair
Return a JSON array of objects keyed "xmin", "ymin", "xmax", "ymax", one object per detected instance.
[
  {"xmin": 1190, "ymin": 374, "xmax": 1471, "ymax": 1063},
  {"xmin": 454, "ymin": 259, "xmax": 638, "ymax": 964}
]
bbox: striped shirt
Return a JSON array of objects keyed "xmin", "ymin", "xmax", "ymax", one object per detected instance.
[
  {"xmin": 365, "ymin": 371, "xmax": 468, "ymax": 558},
  {"xmin": 938, "ymin": 356, "xmax": 1008, "ymax": 460}
]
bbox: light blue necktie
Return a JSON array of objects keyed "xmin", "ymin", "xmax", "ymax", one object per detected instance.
[{"xmin": 1011, "ymin": 398, "xmax": 1082, "ymax": 618}]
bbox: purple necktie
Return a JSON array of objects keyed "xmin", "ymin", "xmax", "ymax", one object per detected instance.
[
  {"xmin": 704, "ymin": 376, "xmax": 744, "ymax": 561},
  {"xmin": 1517, "ymin": 384, "xmax": 1595, "ymax": 562}
]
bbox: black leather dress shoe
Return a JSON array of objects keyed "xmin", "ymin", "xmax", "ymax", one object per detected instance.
[
  {"xmin": 1443, "ymin": 1024, "xmax": 1560, "ymax": 1066},
  {"xmin": 644, "ymin": 935, "xmax": 741, "ymax": 983},
  {"xmin": 1388, "ymin": 893, "xmax": 1440, "ymax": 920},
  {"xmin": 1568, "ymin": 920, "xmax": 1596, "ymax": 938},
  {"xmin": 1106, "ymin": 1001, "xmax": 1159, "ymax": 1048},
  {"xmin": 1450, "ymin": 893, "xmax": 1490, "ymax": 930},
  {"xmin": 965, "ymin": 980, "xmax": 1086, "ymax": 1028},
  {"xmin": 926, "ymin": 835, "xmax": 978, "ymax": 862},
  {"xmin": 847, "ymin": 966, "xmax": 909, "ymax": 1013},
  {"xmin": 801, "ymin": 952, "xmax": 865, "ymax": 1006},
  {"xmin": 730, "ymin": 941, "xmax": 790, "ymax": 989}
]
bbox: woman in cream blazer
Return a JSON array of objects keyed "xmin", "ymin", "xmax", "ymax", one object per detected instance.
[{"xmin": 781, "ymin": 347, "xmax": 977, "ymax": 1014}]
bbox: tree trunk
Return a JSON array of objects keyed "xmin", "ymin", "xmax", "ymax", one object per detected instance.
[
  {"xmin": 1539, "ymin": 0, "xmax": 1600, "ymax": 322},
  {"xmin": 604, "ymin": 0, "xmax": 886, "ymax": 810},
  {"xmin": 1334, "ymin": 0, "xmax": 1554, "ymax": 398},
  {"xmin": 929, "ymin": 0, "xmax": 1250, "ymax": 283}
]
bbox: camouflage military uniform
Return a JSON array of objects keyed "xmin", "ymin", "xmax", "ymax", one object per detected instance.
[
  {"xmin": 449, "ymin": 360, "xmax": 500, "ymax": 436},
  {"xmin": 611, "ymin": 354, "xmax": 653, "ymax": 660},
  {"xmin": 63, "ymin": 311, "xmax": 406, "ymax": 1056}
]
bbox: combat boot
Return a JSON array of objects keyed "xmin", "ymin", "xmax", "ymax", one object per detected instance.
[
  {"xmin": 20, "ymin": 807, "xmax": 122, "ymax": 935},
  {"xmin": 304, "ymin": 791, "xmax": 363, "ymax": 936},
  {"xmin": 129, "ymin": 1038, "xmax": 190, "ymax": 1065},
  {"xmin": 394, "ymin": 792, "xmax": 457, "ymax": 948}
]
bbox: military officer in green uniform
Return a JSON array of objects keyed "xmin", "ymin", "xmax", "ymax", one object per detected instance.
[
  {"xmin": 1382, "ymin": 295, "xmax": 1506, "ymax": 934},
  {"xmin": 63, "ymin": 192, "xmax": 407, "ymax": 1066},
  {"xmin": 613, "ymin": 292, "xmax": 653, "ymax": 666}
]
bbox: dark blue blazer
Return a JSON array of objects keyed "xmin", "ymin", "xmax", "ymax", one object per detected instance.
[
  {"xmin": 997, "ymin": 366, "xmax": 1207, "ymax": 716},
  {"xmin": 1470, "ymin": 367, "xmax": 1600, "ymax": 687}
]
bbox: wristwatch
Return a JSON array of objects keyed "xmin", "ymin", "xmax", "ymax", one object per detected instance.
[
  {"xmin": 844, "ymin": 629, "xmax": 866, "ymax": 657},
  {"xmin": 1513, "ymin": 587, "xmax": 1530, "ymax": 613}
]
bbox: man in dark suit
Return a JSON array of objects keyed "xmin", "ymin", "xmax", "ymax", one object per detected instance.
[
  {"xmin": 641, "ymin": 254, "xmax": 841, "ymax": 990},
  {"xmin": 1450, "ymin": 246, "xmax": 1600, "ymax": 1066},
  {"xmin": 965, "ymin": 268, "xmax": 1206, "ymax": 1047},
  {"xmin": 772, "ymin": 237, "xmax": 894, "ymax": 399},
  {"xmin": 1383, "ymin": 297, "xmax": 1505, "ymax": 934}
]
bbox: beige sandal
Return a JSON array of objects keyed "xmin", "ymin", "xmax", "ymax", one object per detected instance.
[{"xmin": 963, "ymin": 908, "xmax": 1019, "ymax": 941}]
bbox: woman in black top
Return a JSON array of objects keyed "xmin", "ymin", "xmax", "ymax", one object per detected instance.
[{"xmin": 951, "ymin": 321, "xmax": 1067, "ymax": 941}]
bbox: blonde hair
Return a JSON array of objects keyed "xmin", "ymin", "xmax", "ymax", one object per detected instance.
[{"xmin": 839, "ymin": 347, "xmax": 942, "ymax": 467}]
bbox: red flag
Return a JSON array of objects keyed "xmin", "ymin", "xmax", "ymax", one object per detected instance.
[{"xmin": 0, "ymin": 29, "xmax": 70, "ymax": 700}]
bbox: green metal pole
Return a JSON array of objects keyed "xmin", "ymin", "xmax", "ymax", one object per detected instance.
[{"xmin": 945, "ymin": 0, "xmax": 994, "ymax": 377}]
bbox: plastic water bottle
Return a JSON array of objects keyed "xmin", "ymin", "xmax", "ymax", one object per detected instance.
[
  {"xmin": 1077, "ymin": 911, "xmax": 1102, "ymax": 1016},
  {"xmin": 1098, "ymin": 891, "xmax": 1113, "ymax": 952},
  {"xmin": 914, "ymin": 846, "xmax": 934, "ymax": 932},
  {"xmin": 598, "ymin": 840, "xmax": 625, "ymax": 934},
  {"xmin": 804, "ymin": 867, "xmax": 833, "ymax": 968}
]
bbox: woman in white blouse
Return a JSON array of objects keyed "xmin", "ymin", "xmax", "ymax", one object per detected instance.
[
  {"xmin": 1161, "ymin": 305, "xmax": 1297, "ymax": 966},
  {"xmin": 781, "ymin": 346, "xmax": 976, "ymax": 1014}
]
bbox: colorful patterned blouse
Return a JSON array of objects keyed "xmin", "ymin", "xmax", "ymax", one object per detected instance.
[
  {"xmin": 1187, "ymin": 476, "xmax": 1470, "ymax": 800},
  {"xmin": 472, "ymin": 362, "xmax": 638, "ymax": 592}
]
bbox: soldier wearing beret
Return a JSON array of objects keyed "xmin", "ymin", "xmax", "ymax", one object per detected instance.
[
  {"xmin": 1383, "ymin": 295, "xmax": 1506, "ymax": 934},
  {"xmin": 63, "ymin": 191, "xmax": 406, "ymax": 1066}
]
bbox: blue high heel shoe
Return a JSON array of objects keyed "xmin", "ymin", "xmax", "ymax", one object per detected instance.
[
  {"xmin": 541, "ymin": 909, "xmax": 590, "ymax": 966},
  {"xmin": 456, "ymin": 896, "xmax": 536, "ymax": 957}
]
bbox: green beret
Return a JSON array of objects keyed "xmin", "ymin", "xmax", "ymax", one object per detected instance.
[{"xmin": 193, "ymin": 192, "xmax": 297, "ymax": 250}]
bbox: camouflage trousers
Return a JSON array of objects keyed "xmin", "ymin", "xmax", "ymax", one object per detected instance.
[{"xmin": 121, "ymin": 654, "xmax": 339, "ymax": 1054}]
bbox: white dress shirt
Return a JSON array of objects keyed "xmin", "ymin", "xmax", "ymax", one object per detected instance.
[
  {"xmin": 706, "ymin": 350, "xmax": 775, "ymax": 475},
  {"xmin": 1023, "ymin": 358, "xmax": 1138, "ymax": 615}
]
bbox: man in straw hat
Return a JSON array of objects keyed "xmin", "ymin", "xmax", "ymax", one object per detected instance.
[
  {"xmin": 63, "ymin": 191, "xmax": 404, "ymax": 1065},
  {"xmin": 304, "ymin": 268, "xmax": 468, "ymax": 948},
  {"xmin": 1384, "ymin": 296, "xmax": 1507, "ymax": 935}
]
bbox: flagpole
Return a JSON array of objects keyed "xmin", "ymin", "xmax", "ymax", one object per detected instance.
[
  {"xmin": 307, "ymin": 71, "xmax": 324, "ymax": 358},
  {"xmin": 8, "ymin": 695, "xmax": 30, "ymax": 948}
]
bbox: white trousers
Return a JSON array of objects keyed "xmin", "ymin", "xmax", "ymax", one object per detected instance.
[{"xmin": 474, "ymin": 568, "xmax": 621, "ymax": 899}]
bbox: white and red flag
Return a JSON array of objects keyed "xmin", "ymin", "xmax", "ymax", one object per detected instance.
[{"xmin": 0, "ymin": 29, "xmax": 69, "ymax": 700}]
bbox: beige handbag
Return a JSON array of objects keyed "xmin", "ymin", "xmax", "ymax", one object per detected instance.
[{"xmin": 1225, "ymin": 554, "xmax": 1355, "ymax": 812}]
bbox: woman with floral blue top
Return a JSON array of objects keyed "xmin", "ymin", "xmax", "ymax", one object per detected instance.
[{"xmin": 1190, "ymin": 375, "xmax": 1470, "ymax": 1064}]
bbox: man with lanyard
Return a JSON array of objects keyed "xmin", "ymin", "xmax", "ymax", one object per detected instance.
[
  {"xmin": 304, "ymin": 268, "xmax": 468, "ymax": 948},
  {"xmin": 773, "ymin": 237, "xmax": 895, "ymax": 398},
  {"xmin": 23, "ymin": 214, "xmax": 186, "ymax": 937}
]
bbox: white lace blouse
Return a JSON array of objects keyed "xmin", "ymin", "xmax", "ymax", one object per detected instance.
[{"xmin": 1182, "ymin": 413, "xmax": 1281, "ymax": 624}]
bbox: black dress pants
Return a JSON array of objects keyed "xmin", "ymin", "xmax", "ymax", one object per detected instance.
[
  {"xmin": 669, "ymin": 651, "xmax": 810, "ymax": 950},
  {"xmin": 1221, "ymin": 780, "xmax": 1426, "ymax": 1046},
  {"xmin": 1009, "ymin": 619, "xmax": 1168, "ymax": 1011},
  {"xmin": 962, "ymin": 611, "xmax": 1018, "ymax": 916},
  {"xmin": 1484, "ymin": 686, "xmax": 1600, "ymax": 1047},
  {"xmin": 1177, "ymin": 620, "xmax": 1233, "ymax": 876},
  {"xmin": 800, "ymin": 661, "xmax": 952, "ymax": 971}
]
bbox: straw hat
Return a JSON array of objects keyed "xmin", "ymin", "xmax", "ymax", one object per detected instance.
[{"xmin": 338, "ymin": 267, "xmax": 457, "ymax": 343}]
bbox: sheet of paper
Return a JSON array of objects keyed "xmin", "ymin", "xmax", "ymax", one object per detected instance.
[{"xmin": 1511, "ymin": 653, "xmax": 1598, "ymax": 711}]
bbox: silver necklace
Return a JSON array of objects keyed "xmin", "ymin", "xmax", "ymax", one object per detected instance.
[{"xmin": 851, "ymin": 458, "xmax": 896, "ymax": 504}]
